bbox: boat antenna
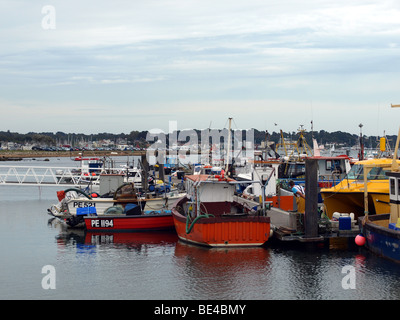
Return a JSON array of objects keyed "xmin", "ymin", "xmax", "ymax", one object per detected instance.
[
  {"xmin": 311, "ymin": 119, "xmax": 314, "ymax": 143},
  {"xmin": 391, "ymin": 104, "xmax": 400, "ymax": 171}
]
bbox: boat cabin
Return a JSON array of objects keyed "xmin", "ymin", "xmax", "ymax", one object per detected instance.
[
  {"xmin": 388, "ymin": 171, "xmax": 400, "ymax": 224},
  {"xmin": 240, "ymin": 162, "xmax": 279, "ymax": 197},
  {"xmin": 346, "ymin": 159, "xmax": 400, "ymax": 182},
  {"xmin": 172, "ymin": 174, "xmax": 271, "ymax": 247},
  {"xmin": 184, "ymin": 174, "xmax": 244, "ymax": 216},
  {"xmin": 124, "ymin": 167, "xmax": 142, "ymax": 185},
  {"xmin": 186, "ymin": 174, "xmax": 235, "ymax": 202},
  {"xmin": 77, "ymin": 158, "xmax": 103, "ymax": 175},
  {"xmin": 279, "ymin": 155, "xmax": 351, "ymax": 188}
]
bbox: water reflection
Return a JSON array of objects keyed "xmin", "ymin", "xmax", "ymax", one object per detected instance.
[
  {"xmin": 49, "ymin": 217, "xmax": 178, "ymax": 253},
  {"xmin": 172, "ymin": 242, "xmax": 272, "ymax": 299},
  {"xmin": 3, "ymin": 185, "xmax": 399, "ymax": 300},
  {"xmin": 264, "ymin": 239, "xmax": 364, "ymax": 299},
  {"xmin": 46, "ymin": 217, "xmax": 400, "ymax": 300}
]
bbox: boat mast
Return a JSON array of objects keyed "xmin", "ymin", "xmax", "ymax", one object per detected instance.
[
  {"xmin": 225, "ymin": 117, "xmax": 232, "ymax": 175},
  {"xmin": 296, "ymin": 125, "xmax": 312, "ymax": 157},
  {"xmin": 359, "ymin": 123, "xmax": 364, "ymax": 160},
  {"xmin": 278, "ymin": 129, "xmax": 288, "ymax": 156}
]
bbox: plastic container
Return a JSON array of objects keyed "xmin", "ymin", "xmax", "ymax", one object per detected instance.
[
  {"xmin": 389, "ymin": 223, "xmax": 400, "ymax": 231},
  {"xmin": 339, "ymin": 216, "xmax": 351, "ymax": 230},
  {"xmin": 76, "ymin": 207, "xmax": 97, "ymax": 216}
]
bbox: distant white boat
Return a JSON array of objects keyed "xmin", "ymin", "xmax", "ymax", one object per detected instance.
[{"xmin": 313, "ymin": 139, "xmax": 321, "ymax": 156}]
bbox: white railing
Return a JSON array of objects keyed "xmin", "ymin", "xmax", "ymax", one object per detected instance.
[{"xmin": 0, "ymin": 165, "xmax": 109, "ymax": 187}]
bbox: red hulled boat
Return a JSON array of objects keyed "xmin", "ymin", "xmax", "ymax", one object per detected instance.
[
  {"xmin": 84, "ymin": 210, "xmax": 174, "ymax": 232},
  {"xmin": 172, "ymin": 174, "xmax": 271, "ymax": 247}
]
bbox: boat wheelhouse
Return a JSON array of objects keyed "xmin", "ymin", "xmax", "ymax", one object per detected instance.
[{"xmin": 321, "ymin": 158, "xmax": 400, "ymax": 219}]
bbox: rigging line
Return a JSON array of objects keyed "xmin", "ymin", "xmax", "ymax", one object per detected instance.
[
  {"xmin": 232, "ymin": 118, "xmax": 239, "ymax": 130},
  {"xmin": 223, "ymin": 118, "xmax": 229, "ymax": 131}
]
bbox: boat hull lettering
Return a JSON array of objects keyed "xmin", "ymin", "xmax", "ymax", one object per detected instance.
[
  {"xmin": 84, "ymin": 214, "xmax": 175, "ymax": 231},
  {"xmin": 73, "ymin": 201, "xmax": 96, "ymax": 208},
  {"xmin": 91, "ymin": 219, "xmax": 114, "ymax": 228}
]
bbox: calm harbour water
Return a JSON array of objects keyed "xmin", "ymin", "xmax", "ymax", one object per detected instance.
[{"xmin": 1, "ymin": 157, "xmax": 400, "ymax": 300}]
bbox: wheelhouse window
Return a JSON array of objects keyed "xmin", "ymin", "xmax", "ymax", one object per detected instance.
[
  {"xmin": 398, "ymin": 178, "xmax": 400, "ymax": 197},
  {"xmin": 326, "ymin": 160, "xmax": 332, "ymax": 171},
  {"xmin": 326, "ymin": 159, "xmax": 342, "ymax": 171},
  {"xmin": 368, "ymin": 167, "xmax": 390, "ymax": 180},
  {"xmin": 347, "ymin": 164, "xmax": 390, "ymax": 181},
  {"xmin": 390, "ymin": 178, "xmax": 396, "ymax": 196},
  {"xmin": 347, "ymin": 164, "xmax": 363, "ymax": 180}
]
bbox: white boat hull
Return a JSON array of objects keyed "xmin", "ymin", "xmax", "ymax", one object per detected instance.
[
  {"xmin": 48, "ymin": 193, "xmax": 187, "ymax": 217},
  {"xmin": 144, "ymin": 193, "xmax": 186, "ymax": 211}
]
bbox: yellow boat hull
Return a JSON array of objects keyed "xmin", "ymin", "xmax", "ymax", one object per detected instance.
[
  {"xmin": 321, "ymin": 158, "xmax": 399, "ymax": 219},
  {"xmin": 321, "ymin": 191, "xmax": 389, "ymax": 219}
]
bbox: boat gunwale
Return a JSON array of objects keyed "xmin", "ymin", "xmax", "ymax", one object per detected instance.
[
  {"xmin": 360, "ymin": 214, "xmax": 400, "ymax": 240},
  {"xmin": 171, "ymin": 197, "xmax": 270, "ymax": 224},
  {"xmin": 321, "ymin": 191, "xmax": 388, "ymax": 195},
  {"xmin": 83, "ymin": 213, "xmax": 172, "ymax": 220}
]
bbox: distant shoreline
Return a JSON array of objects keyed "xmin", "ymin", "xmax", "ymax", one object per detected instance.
[{"xmin": 0, "ymin": 150, "xmax": 147, "ymax": 160}]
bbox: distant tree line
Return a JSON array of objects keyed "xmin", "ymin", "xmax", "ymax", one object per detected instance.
[{"xmin": 0, "ymin": 129, "xmax": 396, "ymax": 149}]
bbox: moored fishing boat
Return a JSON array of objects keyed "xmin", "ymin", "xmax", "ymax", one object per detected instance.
[
  {"xmin": 236, "ymin": 160, "xmax": 296, "ymax": 211},
  {"xmin": 246, "ymin": 128, "xmax": 352, "ymax": 209},
  {"xmin": 49, "ymin": 187, "xmax": 185, "ymax": 217},
  {"xmin": 321, "ymin": 158, "xmax": 400, "ymax": 220},
  {"xmin": 234, "ymin": 154, "xmax": 351, "ymax": 212},
  {"xmin": 359, "ymin": 212, "xmax": 400, "ymax": 263},
  {"xmin": 56, "ymin": 157, "xmax": 104, "ymax": 184},
  {"xmin": 275, "ymin": 127, "xmax": 351, "ymax": 187},
  {"xmin": 84, "ymin": 208, "xmax": 175, "ymax": 232},
  {"xmin": 278, "ymin": 155, "xmax": 352, "ymax": 189},
  {"xmin": 358, "ymin": 111, "xmax": 400, "ymax": 262},
  {"xmin": 47, "ymin": 182, "xmax": 185, "ymax": 228},
  {"xmin": 171, "ymin": 174, "xmax": 271, "ymax": 247},
  {"xmin": 47, "ymin": 183, "xmax": 146, "ymax": 217}
]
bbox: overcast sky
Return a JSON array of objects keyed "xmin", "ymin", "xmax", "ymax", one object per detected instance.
[{"xmin": 1, "ymin": 0, "xmax": 400, "ymax": 136}]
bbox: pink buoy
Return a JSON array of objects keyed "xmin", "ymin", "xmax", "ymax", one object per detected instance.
[{"xmin": 355, "ymin": 234, "xmax": 366, "ymax": 246}]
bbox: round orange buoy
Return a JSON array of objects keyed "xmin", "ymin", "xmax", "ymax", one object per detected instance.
[{"xmin": 355, "ymin": 234, "xmax": 366, "ymax": 246}]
